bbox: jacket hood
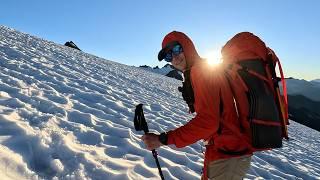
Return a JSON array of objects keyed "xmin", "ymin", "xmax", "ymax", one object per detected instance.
[{"xmin": 158, "ymin": 31, "xmax": 201, "ymax": 68}]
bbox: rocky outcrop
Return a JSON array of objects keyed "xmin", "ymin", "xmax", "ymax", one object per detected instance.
[
  {"xmin": 139, "ymin": 64, "xmax": 183, "ymax": 81},
  {"xmin": 64, "ymin": 41, "xmax": 81, "ymax": 51},
  {"xmin": 166, "ymin": 70, "xmax": 183, "ymax": 81}
]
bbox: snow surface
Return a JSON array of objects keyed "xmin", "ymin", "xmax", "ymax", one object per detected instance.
[{"xmin": 0, "ymin": 25, "xmax": 319, "ymax": 180}]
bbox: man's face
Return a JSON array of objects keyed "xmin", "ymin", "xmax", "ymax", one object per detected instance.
[
  {"xmin": 164, "ymin": 44, "xmax": 187, "ymax": 71},
  {"xmin": 171, "ymin": 52, "xmax": 187, "ymax": 72}
]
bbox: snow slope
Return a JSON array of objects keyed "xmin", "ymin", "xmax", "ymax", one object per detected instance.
[{"xmin": 0, "ymin": 25, "xmax": 319, "ymax": 180}]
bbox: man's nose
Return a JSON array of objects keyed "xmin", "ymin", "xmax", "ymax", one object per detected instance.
[{"xmin": 172, "ymin": 53, "xmax": 180, "ymax": 58}]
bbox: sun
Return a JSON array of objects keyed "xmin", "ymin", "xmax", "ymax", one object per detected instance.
[{"xmin": 205, "ymin": 50, "xmax": 222, "ymax": 66}]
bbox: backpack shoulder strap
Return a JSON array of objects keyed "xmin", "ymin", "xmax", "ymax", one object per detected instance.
[{"xmin": 178, "ymin": 69, "xmax": 195, "ymax": 113}]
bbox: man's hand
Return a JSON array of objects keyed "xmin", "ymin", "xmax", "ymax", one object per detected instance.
[{"xmin": 141, "ymin": 133, "xmax": 163, "ymax": 150}]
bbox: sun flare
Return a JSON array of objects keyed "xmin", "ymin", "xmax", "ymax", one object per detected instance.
[{"xmin": 205, "ymin": 50, "xmax": 222, "ymax": 66}]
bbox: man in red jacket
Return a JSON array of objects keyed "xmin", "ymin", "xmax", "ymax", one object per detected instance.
[{"xmin": 142, "ymin": 31, "xmax": 252, "ymax": 180}]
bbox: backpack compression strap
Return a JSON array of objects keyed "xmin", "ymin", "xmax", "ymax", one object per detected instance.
[
  {"xmin": 268, "ymin": 48, "xmax": 288, "ymax": 121},
  {"xmin": 276, "ymin": 59, "xmax": 288, "ymax": 120},
  {"xmin": 267, "ymin": 49, "xmax": 289, "ymax": 139}
]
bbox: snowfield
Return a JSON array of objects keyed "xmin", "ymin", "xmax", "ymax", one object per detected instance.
[{"xmin": 0, "ymin": 25, "xmax": 319, "ymax": 180}]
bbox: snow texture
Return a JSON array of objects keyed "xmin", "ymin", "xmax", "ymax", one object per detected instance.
[{"xmin": 0, "ymin": 25, "xmax": 319, "ymax": 179}]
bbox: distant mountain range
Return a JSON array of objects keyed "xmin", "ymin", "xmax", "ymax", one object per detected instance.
[
  {"xmin": 140, "ymin": 65, "xmax": 320, "ymax": 132},
  {"xmin": 285, "ymin": 78, "xmax": 320, "ymax": 131},
  {"xmin": 311, "ymin": 79, "xmax": 320, "ymax": 83},
  {"xmin": 285, "ymin": 78, "xmax": 320, "ymax": 101},
  {"xmin": 288, "ymin": 94, "xmax": 320, "ymax": 131}
]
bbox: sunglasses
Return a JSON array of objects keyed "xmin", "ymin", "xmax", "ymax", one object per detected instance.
[{"xmin": 164, "ymin": 44, "xmax": 183, "ymax": 62}]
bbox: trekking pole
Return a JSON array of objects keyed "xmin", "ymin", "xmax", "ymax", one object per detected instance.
[{"xmin": 134, "ymin": 104, "xmax": 165, "ymax": 180}]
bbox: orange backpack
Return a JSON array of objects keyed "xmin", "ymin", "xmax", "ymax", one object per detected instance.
[{"xmin": 221, "ymin": 32, "xmax": 289, "ymax": 149}]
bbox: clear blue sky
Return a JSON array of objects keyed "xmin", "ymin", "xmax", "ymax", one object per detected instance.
[{"xmin": 1, "ymin": 0, "xmax": 319, "ymax": 80}]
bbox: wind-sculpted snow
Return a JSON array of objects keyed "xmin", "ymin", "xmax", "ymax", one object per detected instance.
[{"xmin": 0, "ymin": 25, "xmax": 319, "ymax": 179}]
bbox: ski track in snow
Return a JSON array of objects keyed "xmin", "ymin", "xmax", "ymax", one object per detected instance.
[{"xmin": 0, "ymin": 25, "xmax": 319, "ymax": 180}]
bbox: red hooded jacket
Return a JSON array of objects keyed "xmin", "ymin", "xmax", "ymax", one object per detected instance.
[{"xmin": 161, "ymin": 31, "xmax": 253, "ymax": 179}]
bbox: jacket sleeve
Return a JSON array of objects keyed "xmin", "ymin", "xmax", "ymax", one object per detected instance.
[{"xmin": 167, "ymin": 66, "xmax": 221, "ymax": 148}]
